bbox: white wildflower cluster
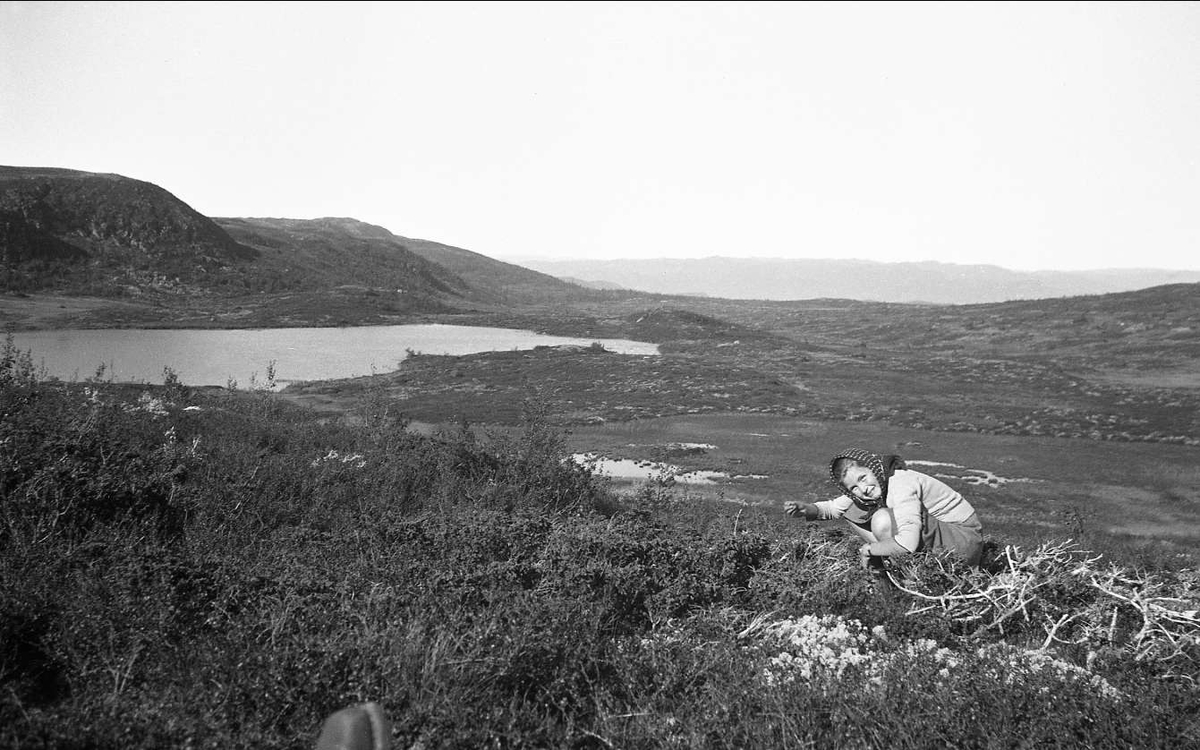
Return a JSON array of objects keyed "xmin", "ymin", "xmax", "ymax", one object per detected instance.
[
  {"xmin": 977, "ymin": 643, "xmax": 1124, "ymax": 701},
  {"xmin": 123, "ymin": 391, "xmax": 170, "ymax": 416},
  {"xmin": 754, "ymin": 616, "xmax": 1122, "ymax": 700},
  {"xmin": 758, "ymin": 616, "xmax": 966, "ymax": 689},
  {"xmin": 311, "ymin": 450, "xmax": 367, "ymax": 469},
  {"xmin": 760, "ymin": 615, "xmax": 879, "ymax": 686}
]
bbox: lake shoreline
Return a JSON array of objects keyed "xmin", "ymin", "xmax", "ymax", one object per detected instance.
[{"xmin": 7, "ymin": 323, "xmax": 660, "ymax": 389}]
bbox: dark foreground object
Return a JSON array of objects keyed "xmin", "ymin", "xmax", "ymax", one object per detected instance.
[{"xmin": 315, "ymin": 703, "xmax": 391, "ymax": 750}]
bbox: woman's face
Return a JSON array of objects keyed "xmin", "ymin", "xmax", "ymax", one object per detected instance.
[{"xmin": 842, "ymin": 464, "xmax": 881, "ymax": 501}]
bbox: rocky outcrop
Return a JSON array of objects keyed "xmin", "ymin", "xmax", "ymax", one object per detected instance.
[{"xmin": 0, "ymin": 166, "xmax": 256, "ymax": 264}]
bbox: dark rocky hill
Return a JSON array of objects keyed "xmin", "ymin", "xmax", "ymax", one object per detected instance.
[{"xmin": 0, "ymin": 166, "xmax": 257, "ymax": 294}]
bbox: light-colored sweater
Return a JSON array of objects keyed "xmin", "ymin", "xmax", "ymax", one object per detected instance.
[{"xmin": 813, "ymin": 468, "xmax": 978, "ymax": 552}]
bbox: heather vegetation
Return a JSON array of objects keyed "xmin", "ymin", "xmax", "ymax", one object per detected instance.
[{"xmin": 3, "ymin": 336, "xmax": 1198, "ymax": 750}]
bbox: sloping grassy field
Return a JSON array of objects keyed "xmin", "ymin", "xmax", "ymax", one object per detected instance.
[{"xmin": 3, "ymin": 340, "xmax": 1197, "ymax": 748}]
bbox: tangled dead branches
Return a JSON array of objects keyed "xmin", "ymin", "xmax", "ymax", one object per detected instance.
[{"xmin": 887, "ymin": 539, "xmax": 1200, "ymax": 680}]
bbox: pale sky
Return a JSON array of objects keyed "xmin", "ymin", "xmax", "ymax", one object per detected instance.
[{"xmin": 3, "ymin": 1, "xmax": 1199, "ymax": 271}]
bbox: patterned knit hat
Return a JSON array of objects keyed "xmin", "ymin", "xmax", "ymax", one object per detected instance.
[{"xmin": 828, "ymin": 448, "xmax": 906, "ymax": 511}]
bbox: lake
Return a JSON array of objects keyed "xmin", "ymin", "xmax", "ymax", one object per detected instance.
[{"xmin": 7, "ymin": 324, "xmax": 660, "ymax": 388}]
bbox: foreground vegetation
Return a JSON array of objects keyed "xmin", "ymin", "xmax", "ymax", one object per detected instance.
[{"xmin": 3, "ymin": 341, "xmax": 1199, "ymax": 750}]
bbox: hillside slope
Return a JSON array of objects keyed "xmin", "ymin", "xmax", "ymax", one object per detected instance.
[
  {"xmin": 0, "ymin": 165, "xmax": 256, "ymax": 294},
  {"xmin": 399, "ymin": 235, "xmax": 598, "ymax": 304},
  {"xmin": 213, "ymin": 216, "xmax": 482, "ymax": 301},
  {"xmin": 0, "ymin": 167, "xmax": 582, "ymax": 321}
]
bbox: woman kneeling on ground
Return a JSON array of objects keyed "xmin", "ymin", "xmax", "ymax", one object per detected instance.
[{"xmin": 784, "ymin": 447, "xmax": 984, "ymax": 568}]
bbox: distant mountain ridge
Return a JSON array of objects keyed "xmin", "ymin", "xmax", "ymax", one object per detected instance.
[
  {"xmin": 4, "ymin": 165, "xmax": 1196, "ymax": 311},
  {"xmin": 520, "ymin": 257, "xmax": 1200, "ymax": 304}
]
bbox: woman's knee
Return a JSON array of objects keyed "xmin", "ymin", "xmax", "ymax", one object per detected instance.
[{"xmin": 869, "ymin": 508, "xmax": 895, "ymax": 540}]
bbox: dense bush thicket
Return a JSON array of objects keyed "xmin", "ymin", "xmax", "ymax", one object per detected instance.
[{"xmin": 2, "ymin": 337, "xmax": 1198, "ymax": 749}]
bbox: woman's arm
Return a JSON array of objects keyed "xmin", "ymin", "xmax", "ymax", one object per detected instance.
[
  {"xmin": 783, "ymin": 501, "xmax": 820, "ymax": 520},
  {"xmin": 785, "ymin": 495, "xmax": 854, "ymax": 521},
  {"xmin": 860, "ymin": 537, "xmax": 911, "ymax": 562}
]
